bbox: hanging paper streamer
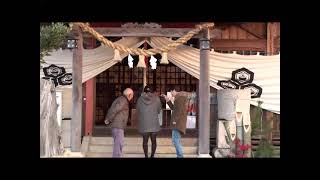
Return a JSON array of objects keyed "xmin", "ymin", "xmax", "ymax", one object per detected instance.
[
  {"xmin": 113, "ymin": 49, "xmax": 122, "ymax": 62},
  {"xmin": 150, "ymin": 55, "xmax": 157, "ymax": 69},
  {"xmin": 128, "ymin": 54, "xmax": 134, "ymax": 68}
]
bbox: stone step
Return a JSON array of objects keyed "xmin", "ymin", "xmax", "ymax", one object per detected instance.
[
  {"xmin": 92, "ymin": 127, "xmax": 198, "ymax": 137},
  {"xmin": 90, "ymin": 137, "xmax": 198, "ymax": 146},
  {"xmin": 88, "ymin": 144, "xmax": 198, "ymax": 154},
  {"xmin": 86, "ymin": 152, "xmax": 199, "ymax": 158}
]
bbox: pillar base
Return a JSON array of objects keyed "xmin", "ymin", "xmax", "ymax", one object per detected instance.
[{"xmin": 198, "ymin": 154, "xmax": 212, "ymax": 158}]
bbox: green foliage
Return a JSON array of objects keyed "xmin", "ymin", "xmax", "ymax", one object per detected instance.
[
  {"xmin": 254, "ymin": 138, "xmax": 274, "ymax": 158},
  {"xmin": 40, "ymin": 22, "xmax": 71, "ymax": 65},
  {"xmin": 261, "ymin": 116, "xmax": 274, "ymax": 136},
  {"xmin": 251, "ymin": 101, "xmax": 275, "ymax": 157},
  {"xmin": 251, "ymin": 101, "xmax": 263, "ymax": 135}
]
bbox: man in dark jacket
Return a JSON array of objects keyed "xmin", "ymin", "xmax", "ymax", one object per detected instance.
[
  {"xmin": 136, "ymin": 85, "xmax": 162, "ymax": 158},
  {"xmin": 104, "ymin": 88, "xmax": 134, "ymax": 158},
  {"xmin": 161, "ymin": 87, "xmax": 191, "ymax": 158}
]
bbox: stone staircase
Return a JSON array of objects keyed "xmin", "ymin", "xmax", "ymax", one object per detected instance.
[{"xmin": 81, "ymin": 136, "xmax": 199, "ymax": 158}]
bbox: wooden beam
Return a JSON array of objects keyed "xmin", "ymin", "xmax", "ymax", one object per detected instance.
[
  {"xmin": 237, "ymin": 24, "xmax": 265, "ymax": 39},
  {"xmin": 212, "ymin": 39, "xmax": 267, "ymax": 51},
  {"xmin": 274, "ymin": 36, "xmax": 280, "ymax": 49},
  {"xmin": 198, "ymin": 28, "xmax": 211, "ymax": 156},
  {"xmin": 71, "ymin": 24, "xmax": 83, "ymax": 151}
]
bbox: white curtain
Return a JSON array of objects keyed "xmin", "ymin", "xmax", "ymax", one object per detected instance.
[
  {"xmin": 40, "ymin": 36, "xmax": 280, "ymax": 113},
  {"xmin": 150, "ymin": 37, "xmax": 280, "ymax": 114},
  {"xmin": 41, "ymin": 37, "xmax": 145, "ymax": 83}
]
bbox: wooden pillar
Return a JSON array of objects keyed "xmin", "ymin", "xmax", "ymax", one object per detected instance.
[
  {"xmin": 85, "ymin": 78, "xmax": 95, "ymax": 136},
  {"xmin": 84, "ymin": 37, "xmax": 96, "ymax": 136},
  {"xmin": 198, "ymin": 28, "xmax": 211, "ymax": 156},
  {"xmin": 196, "ymin": 80, "xmax": 199, "ymax": 129},
  {"xmin": 267, "ymin": 22, "xmax": 275, "ymax": 55},
  {"xmin": 71, "ymin": 24, "xmax": 83, "ymax": 151},
  {"xmin": 266, "ymin": 22, "xmax": 275, "ymax": 143}
]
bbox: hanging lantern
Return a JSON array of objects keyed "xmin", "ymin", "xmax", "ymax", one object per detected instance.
[
  {"xmin": 67, "ymin": 39, "xmax": 77, "ymax": 49},
  {"xmin": 128, "ymin": 54, "xmax": 134, "ymax": 68},
  {"xmin": 199, "ymin": 38, "xmax": 210, "ymax": 50},
  {"xmin": 160, "ymin": 52, "xmax": 169, "ymax": 64},
  {"xmin": 137, "ymin": 55, "xmax": 146, "ymax": 68},
  {"xmin": 150, "ymin": 55, "xmax": 157, "ymax": 70},
  {"xmin": 113, "ymin": 49, "xmax": 122, "ymax": 62}
]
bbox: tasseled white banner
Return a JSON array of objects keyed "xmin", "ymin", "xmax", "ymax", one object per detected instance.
[
  {"xmin": 217, "ymin": 121, "xmax": 231, "ymax": 148},
  {"xmin": 226, "ymin": 119, "xmax": 237, "ymax": 141},
  {"xmin": 236, "ymin": 112, "xmax": 243, "ymax": 126},
  {"xmin": 242, "ymin": 113, "xmax": 251, "ymax": 133},
  {"xmin": 160, "ymin": 52, "xmax": 169, "ymax": 64},
  {"xmin": 229, "ymin": 119, "xmax": 237, "ymax": 141},
  {"xmin": 113, "ymin": 49, "xmax": 122, "ymax": 62},
  {"xmin": 137, "ymin": 55, "xmax": 146, "ymax": 68}
]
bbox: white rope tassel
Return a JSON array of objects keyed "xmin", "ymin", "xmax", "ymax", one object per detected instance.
[
  {"xmin": 113, "ymin": 49, "xmax": 122, "ymax": 62},
  {"xmin": 160, "ymin": 52, "xmax": 169, "ymax": 64},
  {"xmin": 137, "ymin": 55, "xmax": 146, "ymax": 68}
]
